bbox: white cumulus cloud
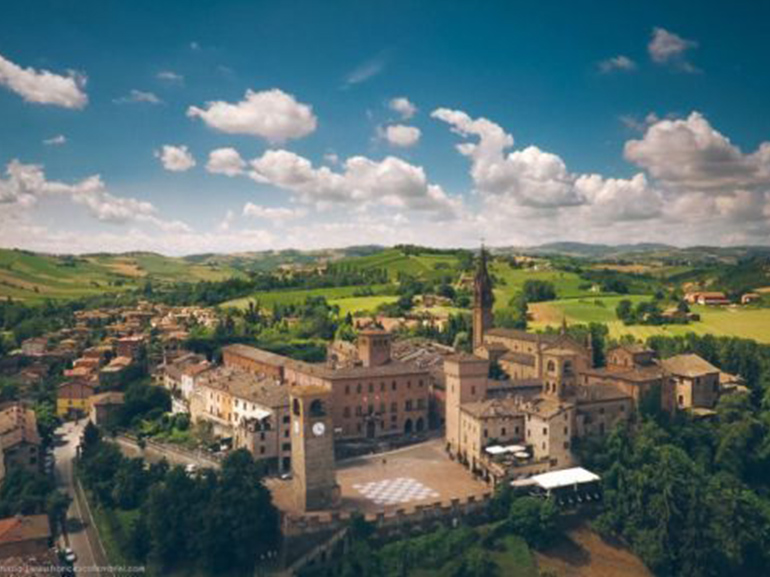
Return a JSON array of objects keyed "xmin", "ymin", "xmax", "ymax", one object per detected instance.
[
  {"xmin": 206, "ymin": 148, "xmax": 246, "ymax": 177},
  {"xmin": 245, "ymin": 149, "xmax": 459, "ymax": 218},
  {"xmin": 187, "ymin": 88, "xmax": 317, "ymax": 142},
  {"xmin": 648, "ymin": 27, "xmax": 698, "ymax": 72},
  {"xmin": 155, "ymin": 145, "xmax": 196, "ymax": 172},
  {"xmin": 0, "ymin": 160, "xmax": 189, "ymax": 231},
  {"xmin": 432, "ymin": 107, "xmax": 584, "ymax": 208},
  {"xmin": 0, "ymin": 51, "xmax": 87, "ymax": 109},
  {"xmin": 383, "ymin": 124, "xmax": 421, "ymax": 147},
  {"xmin": 389, "ymin": 97, "xmax": 417, "ymax": 119}
]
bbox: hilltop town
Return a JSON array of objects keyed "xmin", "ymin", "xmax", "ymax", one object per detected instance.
[{"xmin": 1, "ymin": 244, "xmax": 767, "ymax": 576}]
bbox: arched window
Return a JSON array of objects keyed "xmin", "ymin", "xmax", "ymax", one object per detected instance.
[
  {"xmin": 547, "ymin": 360, "xmax": 556, "ymax": 373},
  {"xmin": 292, "ymin": 399, "xmax": 300, "ymax": 416},
  {"xmin": 563, "ymin": 361, "xmax": 573, "ymax": 375},
  {"xmin": 309, "ymin": 399, "xmax": 325, "ymax": 417}
]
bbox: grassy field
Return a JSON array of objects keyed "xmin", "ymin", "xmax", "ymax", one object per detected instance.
[
  {"xmin": 341, "ymin": 248, "xmax": 461, "ymax": 281},
  {"xmin": 329, "ymin": 295, "xmax": 399, "ymax": 316},
  {"xmin": 491, "ymin": 262, "xmax": 600, "ymax": 309},
  {"xmin": 531, "ymin": 298, "xmax": 770, "ymax": 343},
  {"xmin": 221, "ymin": 284, "xmax": 393, "ymax": 311},
  {"xmin": 0, "ymin": 248, "xmax": 244, "ymax": 302}
]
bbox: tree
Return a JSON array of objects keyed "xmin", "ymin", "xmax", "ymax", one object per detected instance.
[
  {"xmin": 522, "ymin": 280, "xmax": 557, "ymax": 302},
  {"xmin": 453, "ymin": 549, "xmax": 497, "ymax": 577},
  {"xmin": 616, "ymin": 299, "xmax": 634, "ymax": 323},
  {"xmin": 199, "ymin": 450, "xmax": 278, "ymax": 573},
  {"xmin": 506, "ymin": 496, "xmax": 559, "ymax": 549}
]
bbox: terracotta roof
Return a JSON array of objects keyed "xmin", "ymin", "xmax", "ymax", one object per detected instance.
[
  {"xmin": 444, "ymin": 353, "xmax": 488, "ymax": 364},
  {"xmin": 222, "ymin": 344, "xmax": 289, "ymax": 366},
  {"xmin": 583, "ymin": 365, "xmax": 666, "ymax": 383},
  {"xmin": 461, "ymin": 398, "xmax": 522, "ymax": 419},
  {"xmin": 572, "ymin": 385, "xmax": 630, "ymax": 403},
  {"xmin": 661, "ymin": 354, "xmax": 719, "ymax": 378},
  {"xmin": 610, "ymin": 344, "xmax": 654, "ymax": 355},
  {"xmin": 90, "ymin": 392, "xmax": 125, "ymax": 406},
  {"xmin": 198, "ymin": 367, "xmax": 289, "ymax": 408},
  {"xmin": 57, "ymin": 381, "xmax": 95, "ymax": 400},
  {"xmin": 486, "ymin": 328, "xmax": 544, "ymax": 342},
  {"xmin": 501, "ymin": 352, "xmax": 536, "ymax": 367},
  {"xmin": 520, "ymin": 397, "xmax": 572, "ymax": 419},
  {"xmin": 0, "ymin": 514, "xmax": 50, "ymax": 546}
]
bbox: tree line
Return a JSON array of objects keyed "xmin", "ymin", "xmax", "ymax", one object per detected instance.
[{"xmin": 78, "ymin": 424, "xmax": 279, "ymax": 574}]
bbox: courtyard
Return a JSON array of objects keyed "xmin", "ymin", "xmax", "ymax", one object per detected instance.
[{"xmin": 268, "ymin": 437, "xmax": 490, "ymax": 515}]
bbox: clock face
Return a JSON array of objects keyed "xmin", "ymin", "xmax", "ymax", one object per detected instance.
[{"xmin": 312, "ymin": 422, "xmax": 326, "ymax": 437}]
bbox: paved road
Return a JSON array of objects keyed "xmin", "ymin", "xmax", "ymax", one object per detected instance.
[{"xmin": 53, "ymin": 420, "xmax": 107, "ymax": 572}]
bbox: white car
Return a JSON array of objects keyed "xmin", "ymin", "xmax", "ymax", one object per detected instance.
[
  {"xmin": 185, "ymin": 463, "xmax": 198, "ymax": 475},
  {"xmin": 63, "ymin": 547, "xmax": 77, "ymax": 564}
]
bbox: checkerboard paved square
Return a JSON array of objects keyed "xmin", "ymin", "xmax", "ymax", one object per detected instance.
[{"xmin": 352, "ymin": 476, "xmax": 440, "ymax": 506}]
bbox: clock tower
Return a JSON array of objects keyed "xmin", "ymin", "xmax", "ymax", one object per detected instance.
[{"xmin": 290, "ymin": 385, "xmax": 340, "ymax": 511}]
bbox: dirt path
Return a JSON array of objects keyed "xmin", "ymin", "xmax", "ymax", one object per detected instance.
[{"xmin": 536, "ymin": 524, "xmax": 651, "ymax": 577}]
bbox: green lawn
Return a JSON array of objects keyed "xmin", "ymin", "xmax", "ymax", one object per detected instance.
[
  {"xmin": 532, "ymin": 298, "xmax": 770, "ymax": 343},
  {"xmin": 220, "ymin": 284, "xmax": 393, "ymax": 310}
]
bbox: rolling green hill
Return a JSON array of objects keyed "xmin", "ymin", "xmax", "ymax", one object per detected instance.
[
  {"xmin": 338, "ymin": 248, "xmax": 463, "ymax": 281},
  {"xmin": 0, "ymin": 249, "xmax": 245, "ymax": 302}
]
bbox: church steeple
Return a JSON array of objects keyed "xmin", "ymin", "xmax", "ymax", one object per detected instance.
[{"xmin": 472, "ymin": 244, "xmax": 494, "ymax": 350}]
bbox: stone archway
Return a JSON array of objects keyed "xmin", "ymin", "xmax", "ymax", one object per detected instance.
[
  {"xmin": 415, "ymin": 417, "xmax": 425, "ymax": 432},
  {"xmin": 404, "ymin": 418, "xmax": 413, "ymax": 434}
]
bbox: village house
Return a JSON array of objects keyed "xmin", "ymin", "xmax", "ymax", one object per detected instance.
[
  {"xmin": 0, "ymin": 514, "xmax": 50, "ymax": 560},
  {"xmin": 89, "ymin": 392, "xmax": 125, "ymax": 426},
  {"xmin": 0, "ymin": 404, "xmax": 42, "ymax": 479},
  {"xmin": 660, "ymin": 354, "xmax": 721, "ymax": 413},
  {"xmin": 56, "ymin": 381, "xmax": 95, "ymax": 418},
  {"xmin": 115, "ymin": 335, "xmax": 145, "ymax": 359},
  {"xmin": 741, "ymin": 292, "xmax": 761, "ymax": 305},
  {"xmin": 189, "ymin": 366, "xmax": 292, "ymax": 470},
  {"xmin": 20, "ymin": 338, "xmax": 48, "ymax": 357}
]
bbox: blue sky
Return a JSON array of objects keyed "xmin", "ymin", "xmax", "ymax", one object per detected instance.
[{"xmin": 2, "ymin": 0, "xmax": 770, "ymax": 254}]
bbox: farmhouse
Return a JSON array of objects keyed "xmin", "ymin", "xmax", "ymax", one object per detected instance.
[{"xmin": 685, "ymin": 291, "xmax": 730, "ymax": 306}]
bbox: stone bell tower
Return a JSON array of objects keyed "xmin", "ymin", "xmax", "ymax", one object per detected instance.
[
  {"xmin": 473, "ymin": 245, "xmax": 494, "ymax": 351},
  {"xmin": 290, "ymin": 385, "xmax": 340, "ymax": 511}
]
